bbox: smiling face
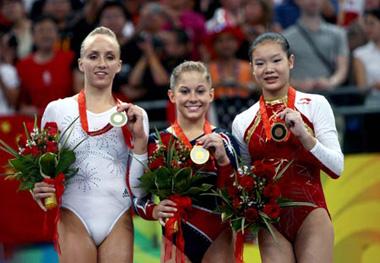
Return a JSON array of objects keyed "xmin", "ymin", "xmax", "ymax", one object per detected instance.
[
  {"xmin": 168, "ymin": 70, "xmax": 214, "ymax": 122},
  {"xmin": 251, "ymin": 40, "xmax": 294, "ymax": 99},
  {"xmin": 78, "ymin": 34, "xmax": 121, "ymax": 90}
]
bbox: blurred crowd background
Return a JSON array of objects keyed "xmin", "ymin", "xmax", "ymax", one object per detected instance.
[{"xmin": 1, "ymin": 0, "xmax": 380, "ymax": 153}]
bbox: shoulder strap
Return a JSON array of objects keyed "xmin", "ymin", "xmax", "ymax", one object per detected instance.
[{"xmin": 296, "ymin": 23, "xmax": 335, "ymax": 74}]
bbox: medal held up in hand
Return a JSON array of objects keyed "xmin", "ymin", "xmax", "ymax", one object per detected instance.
[
  {"xmin": 270, "ymin": 117, "xmax": 289, "ymax": 142},
  {"xmin": 110, "ymin": 111, "xmax": 128, "ymax": 127},
  {"xmin": 190, "ymin": 145, "xmax": 210, "ymax": 165}
]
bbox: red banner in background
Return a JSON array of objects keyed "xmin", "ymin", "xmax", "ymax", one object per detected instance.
[{"xmin": 0, "ymin": 115, "xmax": 54, "ymax": 245}]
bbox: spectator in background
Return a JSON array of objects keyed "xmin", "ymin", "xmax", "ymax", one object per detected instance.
[
  {"xmin": 0, "ymin": 33, "xmax": 19, "ymax": 115},
  {"xmin": 41, "ymin": 0, "xmax": 75, "ymax": 51},
  {"xmin": 206, "ymin": 0, "xmax": 243, "ymax": 30},
  {"xmin": 161, "ymin": 0, "xmax": 206, "ymax": 60},
  {"xmin": 338, "ymin": 0, "xmax": 365, "ymax": 27},
  {"xmin": 353, "ymin": 8, "xmax": 380, "ymax": 106},
  {"xmin": 207, "ymin": 26, "xmax": 254, "ymax": 100},
  {"xmin": 68, "ymin": 0, "xmax": 105, "ymax": 60},
  {"xmin": 17, "ymin": 15, "xmax": 74, "ymax": 116},
  {"xmin": 283, "ymin": 0, "xmax": 349, "ymax": 92},
  {"xmin": 365, "ymin": 0, "xmax": 380, "ymax": 10},
  {"xmin": 274, "ymin": 0, "xmax": 300, "ymax": 29},
  {"xmin": 0, "ymin": 0, "xmax": 32, "ymax": 59},
  {"xmin": 238, "ymin": 0, "xmax": 282, "ymax": 60},
  {"xmin": 125, "ymin": 2, "xmax": 169, "ymax": 101}
]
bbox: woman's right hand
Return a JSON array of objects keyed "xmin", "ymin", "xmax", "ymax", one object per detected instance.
[
  {"xmin": 31, "ymin": 182, "xmax": 56, "ymax": 212},
  {"xmin": 152, "ymin": 199, "xmax": 177, "ymax": 223}
]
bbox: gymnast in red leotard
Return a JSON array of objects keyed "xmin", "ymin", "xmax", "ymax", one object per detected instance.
[{"xmin": 232, "ymin": 32, "xmax": 344, "ymax": 263}]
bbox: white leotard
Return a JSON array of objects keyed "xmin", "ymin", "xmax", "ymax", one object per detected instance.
[{"xmin": 42, "ymin": 97, "xmax": 148, "ymax": 245}]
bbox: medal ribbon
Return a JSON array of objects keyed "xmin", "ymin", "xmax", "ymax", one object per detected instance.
[
  {"xmin": 78, "ymin": 89, "xmax": 133, "ymax": 148},
  {"xmin": 259, "ymin": 87, "xmax": 296, "ymax": 141},
  {"xmin": 172, "ymin": 120, "xmax": 212, "ymax": 148}
]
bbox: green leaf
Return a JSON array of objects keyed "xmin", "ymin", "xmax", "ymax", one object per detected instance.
[
  {"xmin": 273, "ymin": 159, "xmax": 294, "ymax": 182},
  {"xmin": 39, "ymin": 152, "xmax": 57, "ymax": 178},
  {"xmin": 231, "ymin": 218, "xmax": 244, "ymax": 232},
  {"xmin": 182, "ymin": 184, "xmax": 213, "ymax": 196},
  {"xmin": 59, "ymin": 116, "xmax": 79, "ymax": 144},
  {"xmin": 278, "ymin": 201, "xmax": 317, "ymax": 208},
  {"xmin": 0, "ymin": 140, "xmax": 19, "ymax": 157},
  {"xmin": 55, "ymin": 149, "xmax": 76, "ymax": 176},
  {"xmin": 155, "ymin": 167, "xmax": 173, "ymax": 191},
  {"xmin": 259, "ymin": 212, "xmax": 278, "ymax": 243},
  {"xmin": 241, "ymin": 217, "xmax": 246, "ymax": 234}
]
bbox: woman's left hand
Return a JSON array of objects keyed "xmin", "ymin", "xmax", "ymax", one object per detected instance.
[
  {"xmin": 278, "ymin": 108, "xmax": 307, "ymax": 138},
  {"xmin": 278, "ymin": 108, "xmax": 316, "ymax": 150},
  {"xmin": 117, "ymin": 103, "xmax": 148, "ymax": 153},
  {"xmin": 197, "ymin": 133, "xmax": 230, "ymax": 166}
]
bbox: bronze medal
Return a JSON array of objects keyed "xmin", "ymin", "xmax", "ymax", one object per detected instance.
[{"xmin": 271, "ymin": 122, "xmax": 288, "ymax": 142}]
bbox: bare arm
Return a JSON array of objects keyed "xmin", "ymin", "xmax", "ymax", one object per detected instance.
[
  {"xmin": 0, "ymin": 76, "xmax": 19, "ymax": 108},
  {"xmin": 146, "ymin": 51, "xmax": 169, "ymax": 86},
  {"xmin": 352, "ymin": 57, "xmax": 367, "ymax": 89},
  {"xmin": 128, "ymin": 56, "xmax": 147, "ymax": 87},
  {"xmin": 328, "ymin": 55, "xmax": 349, "ymax": 87}
]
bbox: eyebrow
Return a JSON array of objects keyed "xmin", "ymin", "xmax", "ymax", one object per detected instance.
[{"xmin": 254, "ymin": 53, "xmax": 282, "ymax": 61}]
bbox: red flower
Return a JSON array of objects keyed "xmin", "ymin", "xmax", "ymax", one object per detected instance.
[
  {"xmin": 232, "ymin": 197, "xmax": 241, "ymax": 209},
  {"xmin": 46, "ymin": 141, "xmax": 58, "ymax": 153},
  {"xmin": 44, "ymin": 122, "xmax": 58, "ymax": 137},
  {"xmin": 263, "ymin": 202, "xmax": 281, "ymax": 219},
  {"xmin": 148, "ymin": 142, "xmax": 158, "ymax": 155},
  {"xmin": 23, "ymin": 145, "xmax": 40, "ymax": 156},
  {"xmin": 238, "ymin": 175, "xmax": 255, "ymax": 191},
  {"xmin": 160, "ymin": 133, "xmax": 174, "ymax": 146},
  {"xmin": 226, "ymin": 185, "xmax": 238, "ymax": 197},
  {"xmin": 245, "ymin": 207, "xmax": 259, "ymax": 222},
  {"xmin": 149, "ymin": 156, "xmax": 165, "ymax": 170},
  {"xmin": 263, "ymin": 184, "xmax": 281, "ymax": 199},
  {"xmin": 25, "ymin": 121, "xmax": 35, "ymax": 133},
  {"xmin": 253, "ymin": 161, "xmax": 276, "ymax": 181},
  {"xmin": 17, "ymin": 135, "xmax": 27, "ymax": 148}
]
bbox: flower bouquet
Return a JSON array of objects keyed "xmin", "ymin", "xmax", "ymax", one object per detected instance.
[
  {"xmin": 0, "ymin": 117, "xmax": 81, "ymax": 210},
  {"xmin": 138, "ymin": 131, "xmax": 214, "ymax": 263},
  {"xmin": 213, "ymin": 159, "xmax": 315, "ymax": 263}
]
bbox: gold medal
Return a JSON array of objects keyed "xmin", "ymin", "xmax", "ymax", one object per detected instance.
[
  {"xmin": 270, "ymin": 122, "xmax": 289, "ymax": 142},
  {"xmin": 110, "ymin": 111, "xmax": 128, "ymax": 127},
  {"xmin": 190, "ymin": 145, "xmax": 209, "ymax": 165}
]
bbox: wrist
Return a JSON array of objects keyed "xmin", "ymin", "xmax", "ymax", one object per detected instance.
[
  {"xmin": 132, "ymin": 137, "xmax": 147, "ymax": 154},
  {"xmin": 298, "ymin": 132, "xmax": 316, "ymax": 151},
  {"xmin": 217, "ymin": 156, "xmax": 230, "ymax": 166}
]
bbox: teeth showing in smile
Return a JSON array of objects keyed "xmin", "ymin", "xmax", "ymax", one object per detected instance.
[
  {"xmin": 186, "ymin": 106, "xmax": 201, "ymax": 111},
  {"xmin": 95, "ymin": 72, "xmax": 107, "ymax": 76}
]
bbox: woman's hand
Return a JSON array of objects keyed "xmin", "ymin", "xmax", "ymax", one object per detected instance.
[
  {"xmin": 31, "ymin": 182, "xmax": 56, "ymax": 212},
  {"xmin": 152, "ymin": 199, "xmax": 177, "ymax": 224},
  {"xmin": 197, "ymin": 133, "xmax": 230, "ymax": 166},
  {"xmin": 117, "ymin": 103, "xmax": 148, "ymax": 154},
  {"xmin": 278, "ymin": 108, "xmax": 316, "ymax": 150}
]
